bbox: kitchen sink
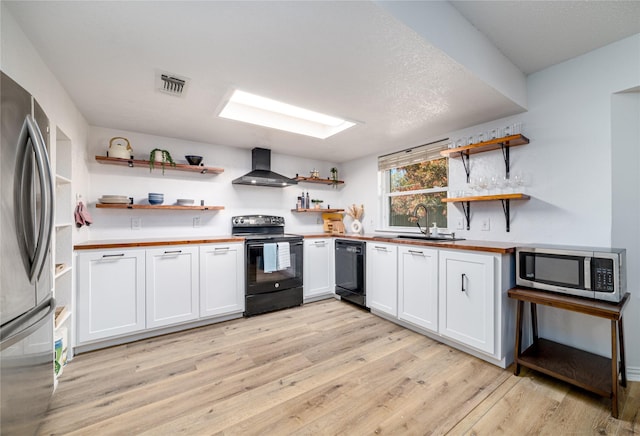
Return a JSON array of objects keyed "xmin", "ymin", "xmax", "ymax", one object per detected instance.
[{"xmin": 395, "ymin": 234, "xmax": 465, "ymax": 242}]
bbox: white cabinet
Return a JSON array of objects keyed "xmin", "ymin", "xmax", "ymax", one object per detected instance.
[
  {"xmin": 200, "ymin": 243, "xmax": 244, "ymax": 317},
  {"xmin": 366, "ymin": 242, "xmax": 398, "ymax": 317},
  {"xmin": 398, "ymin": 245, "xmax": 438, "ymax": 333},
  {"xmin": 146, "ymin": 246, "xmax": 199, "ymax": 328},
  {"xmin": 438, "ymin": 250, "xmax": 495, "ymax": 354},
  {"xmin": 303, "ymin": 238, "xmax": 334, "ymax": 300},
  {"xmin": 77, "ymin": 249, "xmax": 145, "ymax": 343}
]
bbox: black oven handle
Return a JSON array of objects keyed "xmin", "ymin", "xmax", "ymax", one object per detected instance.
[{"xmin": 247, "ymin": 241, "xmax": 303, "ymax": 248}]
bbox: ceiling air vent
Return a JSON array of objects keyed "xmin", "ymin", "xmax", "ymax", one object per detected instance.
[{"xmin": 156, "ymin": 72, "xmax": 188, "ymax": 97}]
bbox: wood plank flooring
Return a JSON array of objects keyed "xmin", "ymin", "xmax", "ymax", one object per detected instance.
[{"xmin": 39, "ymin": 299, "xmax": 639, "ymax": 435}]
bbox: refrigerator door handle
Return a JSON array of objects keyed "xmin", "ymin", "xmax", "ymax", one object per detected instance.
[
  {"xmin": 0, "ymin": 296, "xmax": 55, "ymax": 351},
  {"xmin": 15, "ymin": 115, "xmax": 54, "ymax": 282}
]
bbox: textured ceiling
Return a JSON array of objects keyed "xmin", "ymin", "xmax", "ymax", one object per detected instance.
[
  {"xmin": 451, "ymin": 0, "xmax": 640, "ymax": 75},
  {"xmin": 4, "ymin": 1, "xmax": 638, "ymax": 162}
]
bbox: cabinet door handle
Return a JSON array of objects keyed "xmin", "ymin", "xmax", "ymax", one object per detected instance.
[
  {"xmin": 164, "ymin": 250, "xmax": 182, "ymax": 255},
  {"xmin": 461, "ymin": 273, "xmax": 466, "ymax": 292},
  {"xmin": 102, "ymin": 253, "xmax": 125, "ymax": 258},
  {"xmin": 408, "ymin": 250, "xmax": 424, "ymax": 255},
  {"xmin": 214, "ymin": 247, "xmax": 229, "ymax": 251},
  {"xmin": 374, "ymin": 246, "xmax": 387, "ymax": 251},
  {"xmin": 314, "ymin": 241, "xmax": 326, "ymax": 247}
]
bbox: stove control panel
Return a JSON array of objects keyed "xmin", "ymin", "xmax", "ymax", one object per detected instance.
[{"xmin": 232, "ymin": 215, "xmax": 285, "ymax": 227}]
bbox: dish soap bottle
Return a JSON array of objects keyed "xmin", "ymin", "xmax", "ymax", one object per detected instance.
[
  {"xmin": 305, "ymin": 192, "xmax": 310, "ymax": 210},
  {"xmin": 430, "ymin": 223, "xmax": 438, "ymax": 236}
]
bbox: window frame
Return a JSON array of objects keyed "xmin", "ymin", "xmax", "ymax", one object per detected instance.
[{"xmin": 379, "ymin": 157, "xmax": 449, "ymax": 233}]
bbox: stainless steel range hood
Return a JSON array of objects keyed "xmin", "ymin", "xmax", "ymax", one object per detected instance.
[{"xmin": 232, "ymin": 148, "xmax": 298, "ymax": 187}]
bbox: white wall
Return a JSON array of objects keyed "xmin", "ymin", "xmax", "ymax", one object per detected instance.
[
  {"xmin": 1, "ymin": 3, "xmax": 91, "ymax": 244},
  {"xmin": 345, "ymin": 34, "xmax": 640, "ymax": 374},
  {"xmin": 612, "ymin": 90, "xmax": 640, "ymax": 378},
  {"xmin": 87, "ymin": 126, "xmax": 341, "ymax": 239}
]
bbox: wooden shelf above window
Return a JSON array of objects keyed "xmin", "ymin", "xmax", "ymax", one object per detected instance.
[
  {"xmin": 439, "ymin": 134, "xmax": 529, "ymax": 158},
  {"xmin": 95, "ymin": 156, "xmax": 224, "ymax": 175},
  {"xmin": 96, "ymin": 204, "xmax": 224, "ymax": 211},
  {"xmin": 293, "ymin": 176, "xmax": 344, "ymax": 186}
]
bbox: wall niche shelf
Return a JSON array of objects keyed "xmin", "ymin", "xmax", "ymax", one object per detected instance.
[
  {"xmin": 440, "ymin": 134, "xmax": 529, "ymax": 182},
  {"xmin": 293, "ymin": 176, "xmax": 344, "ymax": 186},
  {"xmin": 291, "ymin": 208, "xmax": 345, "ymax": 213},
  {"xmin": 442, "ymin": 193, "xmax": 530, "ymax": 232},
  {"xmin": 95, "ymin": 155, "xmax": 224, "ymax": 175},
  {"xmin": 96, "ymin": 204, "xmax": 224, "ymax": 211}
]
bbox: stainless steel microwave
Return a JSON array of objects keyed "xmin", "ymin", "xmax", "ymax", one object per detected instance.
[{"xmin": 516, "ymin": 245, "xmax": 626, "ymax": 302}]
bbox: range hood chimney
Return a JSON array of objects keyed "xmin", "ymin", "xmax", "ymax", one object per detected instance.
[{"xmin": 232, "ymin": 148, "xmax": 298, "ymax": 187}]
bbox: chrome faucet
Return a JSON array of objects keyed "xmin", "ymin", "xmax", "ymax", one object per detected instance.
[{"xmin": 411, "ymin": 203, "xmax": 429, "ymax": 235}]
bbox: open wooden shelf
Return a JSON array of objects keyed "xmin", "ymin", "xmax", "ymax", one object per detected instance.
[
  {"xmin": 293, "ymin": 176, "xmax": 344, "ymax": 186},
  {"xmin": 442, "ymin": 193, "xmax": 530, "ymax": 203},
  {"xmin": 95, "ymin": 155, "xmax": 224, "ymax": 175},
  {"xmin": 442, "ymin": 193, "xmax": 530, "ymax": 232},
  {"xmin": 518, "ymin": 338, "xmax": 612, "ymax": 397},
  {"xmin": 291, "ymin": 208, "xmax": 344, "ymax": 213},
  {"xmin": 96, "ymin": 204, "xmax": 224, "ymax": 211},
  {"xmin": 440, "ymin": 134, "xmax": 529, "ymax": 158}
]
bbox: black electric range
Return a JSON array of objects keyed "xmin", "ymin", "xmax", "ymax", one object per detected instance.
[{"xmin": 232, "ymin": 215, "xmax": 303, "ymax": 316}]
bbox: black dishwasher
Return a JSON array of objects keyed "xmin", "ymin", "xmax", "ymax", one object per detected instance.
[{"xmin": 335, "ymin": 239, "xmax": 366, "ymax": 309}]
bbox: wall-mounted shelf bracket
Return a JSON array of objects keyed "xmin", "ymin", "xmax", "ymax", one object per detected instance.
[
  {"xmin": 500, "ymin": 143, "xmax": 510, "ymax": 179},
  {"xmin": 500, "ymin": 199, "xmax": 511, "ymax": 232},
  {"xmin": 461, "ymin": 201, "xmax": 471, "ymax": 230},
  {"xmin": 460, "ymin": 150, "xmax": 471, "ymax": 183}
]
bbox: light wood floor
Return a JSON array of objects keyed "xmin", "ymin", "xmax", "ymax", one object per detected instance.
[{"xmin": 40, "ymin": 299, "xmax": 639, "ymax": 435}]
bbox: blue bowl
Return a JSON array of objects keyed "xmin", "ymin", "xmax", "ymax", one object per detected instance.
[{"xmin": 148, "ymin": 193, "xmax": 164, "ymax": 205}]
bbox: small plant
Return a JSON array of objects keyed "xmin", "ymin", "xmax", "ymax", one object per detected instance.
[
  {"xmin": 149, "ymin": 148, "xmax": 176, "ymax": 174},
  {"xmin": 330, "ymin": 167, "xmax": 339, "ymax": 188},
  {"xmin": 311, "ymin": 199, "xmax": 324, "ymax": 208}
]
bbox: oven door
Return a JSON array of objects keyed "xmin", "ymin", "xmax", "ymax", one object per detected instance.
[{"xmin": 246, "ymin": 239, "xmax": 303, "ymax": 295}]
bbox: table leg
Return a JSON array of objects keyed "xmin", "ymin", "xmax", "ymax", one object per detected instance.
[
  {"xmin": 611, "ymin": 319, "xmax": 619, "ymax": 419},
  {"xmin": 619, "ymin": 316, "xmax": 627, "ymax": 388},
  {"xmin": 531, "ymin": 302, "xmax": 538, "ymax": 341},
  {"xmin": 514, "ymin": 300, "xmax": 524, "ymax": 375}
]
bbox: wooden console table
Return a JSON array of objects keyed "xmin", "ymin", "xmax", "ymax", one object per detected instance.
[{"xmin": 508, "ymin": 287, "xmax": 630, "ymax": 418}]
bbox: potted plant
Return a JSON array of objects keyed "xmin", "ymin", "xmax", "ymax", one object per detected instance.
[
  {"xmin": 330, "ymin": 167, "xmax": 339, "ymax": 188},
  {"xmin": 149, "ymin": 148, "xmax": 176, "ymax": 174},
  {"xmin": 311, "ymin": 199, "xmax": 324, "ymax": 209}
]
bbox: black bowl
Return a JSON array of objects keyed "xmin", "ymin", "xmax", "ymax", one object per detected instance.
[{"xmin": 185, "ymin": 155, "xmax": 203, "ymax": 165}]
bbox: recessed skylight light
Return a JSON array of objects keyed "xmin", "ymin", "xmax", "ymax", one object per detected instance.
[{"xmin": 218, "ymin": 90, "xmax": 356, "ymax": 139}]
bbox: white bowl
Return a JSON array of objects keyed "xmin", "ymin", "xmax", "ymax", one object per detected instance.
[{"xmin": 177, "ymin": 198, "xmax": 194, "ymax": 206}]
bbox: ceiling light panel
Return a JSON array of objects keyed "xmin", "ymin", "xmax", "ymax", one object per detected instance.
[{"xmin": 219, "ymin": 90, "xmax": 355, "ymax": 139}]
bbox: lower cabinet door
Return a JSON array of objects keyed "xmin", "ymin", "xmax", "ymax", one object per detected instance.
[
  {"xmin": 439, "ymin": 250, "xmax": 495, "ymax": 354},
  {"xmin": 77, "ymin": 249, "xmax": 146, "ymax": 343},
  {"xmin": 199, "ymin": 243, "xmax": 244, "ymax": 317},
  {"xmin": 366, "ymin": 242, "xmax": 398, "ymax": 316},
  {"xmin": 146, "ymin": 246, "xmax": 199, "ymax": 329},
  {"xmin": 303, "ymin": 238, "xmax": 334, "ymax": 299},
  {"xmin": 398, "ymin": 245, "xmax": 438, "ymax": 332}
]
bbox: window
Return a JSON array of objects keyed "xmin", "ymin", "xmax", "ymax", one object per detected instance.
[{"xmin": 379, "ymin": 139, "xmax": 449, "ymax": 232}]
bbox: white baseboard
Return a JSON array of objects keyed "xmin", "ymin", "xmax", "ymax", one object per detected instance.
[{"xmin": 627, "ymin": 366, "xmax": 640, "ymax": 382}]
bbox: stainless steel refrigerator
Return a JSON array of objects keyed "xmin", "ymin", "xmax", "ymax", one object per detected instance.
[{"xmin": 1, "ymin": 71, "xmax": 56, "ymax": 435}]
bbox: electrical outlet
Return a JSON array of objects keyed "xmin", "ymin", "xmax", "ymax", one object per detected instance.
[
  {"xmin": 481, "ymin": 218, "xmax": 490, "ymax": 231},
  {"xmin": 456, "ymin": 218, "xmax": 464, "ymax": 230},
  {"xmin": 131, "ymin": 217, "xmax": 141, "ymax": 230},
  {"xmin": 193, "ymin": 216, "xmax": 201, "ymax": 228}
]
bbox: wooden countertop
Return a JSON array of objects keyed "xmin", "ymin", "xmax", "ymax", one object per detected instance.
[
  {"xmin": 298, "ymin": 233, "xmax": 516, "ymax": 254},
  {"xmin": 74, "ymin": 236, "xmax": 244, "ymax": 250},
  {"xmin": 74, "ymin": 233, "xmax": 515, "ymax": 254}
]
